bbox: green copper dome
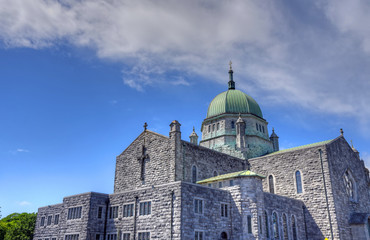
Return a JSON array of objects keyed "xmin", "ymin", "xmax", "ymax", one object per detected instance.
[{"xmin": 206, "ymin": 89, "xmax": 263, "ymax": 118}]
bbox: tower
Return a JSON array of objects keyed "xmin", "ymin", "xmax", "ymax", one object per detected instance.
[
  {"xmin": 270, "ymin": 128, "xmax": 279, "ymax": 152},
  {"xmin": 199, "ymin": 63, "xmax": 274, "ymax": 159},
  {"xmin": 189, "ymin": 127, "xmax": 199, "ymax": 145}
]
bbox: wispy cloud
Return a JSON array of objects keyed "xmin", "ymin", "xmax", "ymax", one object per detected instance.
[
  {"xmin": 1, "ymin": 0, "xmax": 370, "ymax": 128},
  {"xmin": 18, "ymin": 201, "xmax": 31, "ymax": 206},
  {"xmin": 16, "ymin": 149, "xmax": 29, "ymax": 153}
]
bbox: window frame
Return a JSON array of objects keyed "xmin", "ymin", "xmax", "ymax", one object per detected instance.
[
  {"xmin": 108, "ymin": 205, "xmax": 119, "ymax": 219},
  {"xmin": 194, "ymin": 198, "xmax": 204, "ymax": 215},
  {"xmin": 194, "ymin": 230, "xmax": 204, "ymax": 240},
  {"xmin": 123, "ymin": 202, "xmax": 135, "ymax": 218},
  {"xmin": 295, "ymin": 170, "xmax": 304, "ymax": 194},
  {"xmin": 139, "ymin": 201, "xmax": 152, "ymax": 216},
  {"xmin": 220, "ymin": 203, "xmax": 228, "ymax": 218},
  {"xmin": 268, "ymin": 174, "xmax": 275, "ymax": 194},
  {"xmin": 67, "ymin": 206, "xmax": 83, "ymax": 220}
]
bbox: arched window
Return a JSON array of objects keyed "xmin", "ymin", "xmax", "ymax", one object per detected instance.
[
  {"xmin": 221, "ymin": 232, "xmax": 227, "ymax": 239},
  {"xmin": 295, "ymin": 171, "xmax": 303, "ymax": 194},
  {"xmin": 272, "ymin": 212, "xmax": 279, "ymax": 239},
  {"xmin": 212, "ymin": 124, "xmax": 215, "ymax": 131},
  {"xmin": 264, "ymin": 211, "xmax": 269, "ymax": 238},
  {"xmin": 217, "ymin": 123, "xmax": 220, "ymax": 130},
  {"xmin": 292, "ymin": 215, "xmax": 297, "ymax": 240},
  {"xmin": 269, "ymin": 175, "xmax": 275, "ymax": 194},
  {"xmin": 192, "ymin": 166, "xmax": 197, "ymax": 183},
  {"xmin": 231, "ymin": 121, "xmax": 235, "ymax": 129},
  {"xmin": 214, "ymin": 171, "xmax": 218, "ymax": 177},
  {"xmin": 283, "ymin": 214, "xmax": 288, "ymax": 240},
  {"xmin": 208, "ymin": 125, "xmax": 211, "ymax": 133},
  {"xmin": 343, "ymin": 169, "xmax": 356, "ymax": 201},
  {"xmin": 256, "ymin": 123, "xmax": 258, "ymax": 131}
]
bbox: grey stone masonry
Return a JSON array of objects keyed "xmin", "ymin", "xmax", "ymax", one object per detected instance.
[{"xmin": 249, "ymin": 136, "xmax": 370, "ymax": 240}]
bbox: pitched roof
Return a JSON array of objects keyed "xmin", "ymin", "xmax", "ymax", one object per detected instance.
[
  {"xmin": 197, "ymin": 170, "xmax": 265, "ymax": 184},
  {"xmin": 265, "ymin": 139, "xmax": 334, "ymax": 156}
]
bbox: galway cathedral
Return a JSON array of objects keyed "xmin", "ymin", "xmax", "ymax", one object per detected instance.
[{"xmin": 34, "ymin": 65, "xmax": 370, "ymax": 240}]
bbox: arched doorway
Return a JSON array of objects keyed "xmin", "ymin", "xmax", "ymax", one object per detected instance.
[{"xmin": 221, "ymin": 232, "xmax": 228, "ymax": 239}]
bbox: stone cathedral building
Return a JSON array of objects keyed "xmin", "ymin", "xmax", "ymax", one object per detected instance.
[{"xmin": 33, "ymin": 66, "xmax": 370, "ymax": 240}]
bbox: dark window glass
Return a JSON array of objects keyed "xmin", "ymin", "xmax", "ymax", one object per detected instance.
[
  {"xmin": 217, "ymin": 123, "xmax": 220, "ymax": 130},
  {"xmin": 195, "ymin": 231, "xmax": 203, "ymax": 240},
  {"xmin": 214, "ymin": 171, "xmax": 218, "ymax": 177},
  {"xmin": 109, "ymin": 206, "xmax": 118, "ymax": 219},
  {"xmin": 47, "ymin": 215, "xmax": 52, "ymax": 225},
  {"xmin": 296, "ymin": 171, "xmax": 303, "ymax": 193},
  {"xmin": 219, "ymin": 182, "xmax": 222, "ymax": 188},
  {"xmin": 229, "ymin": 180, "xmax": 234, "ymax": 186},
  {"xmin": 256, "ymin": 123, "xmax": 258, "ymax": 131},
  {"xmin": 138, "ymin": 232, "xmax": 150, "ymax": 240},
  {"xmin": 67, "ymin": 207, "xmax": 82, "ymax": 220},
  {"xmin": 292, "ymin": 216, "xmax": 297, "ymax": 240},
  {"xmin": 231, "ymin": 121, "xmax": 235, "ymax": 129},
  {"xmin": 96, "ymin": 234, "xmax": 100, "ymax": 240},
  {"xmin": 265, "ymin": 212, "xmax": 269, "ymax": 238},
  {"xmin": 259, "ymin": 215, "xmax": 262, "ymax": 233},
  {"xmin": 273, "ymin": 212, "xmax": 279, "ymax": 239},
  {"xmin": 106, "ymin": 234, "xmax": 117, "ymax": 240},
  {"xmin": 192, "ymin": 166, "xmax": 197, "ymax": 183},
  {"xmin": 247, "ymin": 215, "xmax": 252, "ymax": 233},
  {"xmin": 221, "ymin": 204, "xmax": 228, "ymax": 217},
  {"xmin": 123, "ymin": 204, "xmax": 134, "ymax": 217},
  {"xmin": 283, "ymin": 214, "xmax": 288, "ymax": 240},
  {"xmin": 65, "ymin": 234, "xmax": 79, "ymax": 240},
  {"xmin": 139, "ymin": 201, "xmax": 151, "ymax": 216},
  {"xmin": 98, "ymin": 206, "xmax": 103, "ymax": 219},
  {"xmin": 40, "ymin": 216, "xmax": 45, "ymax": 226},
  {"xmin": 54, "ymin": 214, "xmax": 59, "ymax": 225},
  {"xmin": 269, "ymin": 175, "xmax": 275, "ymax": 194},
  {"xmin": 122, "ymin": 233, "xmax": 130, "ymax": 240},
  {"xmin": 194, "ymin": 199, "xmax": 203, "ymax": 214}
]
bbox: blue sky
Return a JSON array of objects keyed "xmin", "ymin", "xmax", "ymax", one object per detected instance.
[{"xmin": 1, "ymin": 0, "xmax": 370, "ymax": 217}]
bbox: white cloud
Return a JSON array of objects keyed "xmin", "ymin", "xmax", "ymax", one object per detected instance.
[
  {"xmin": 16, "ymin": 148, "xmax": 29, "ymax": 153},
  {"xmin": 18, "ymin": 201, "xmax": 31, "ymax": 206},
  {"xmin": 1, "ymin": 0, "xmax": 370, "ymax": 128},
  {"xmin": 361, "ymin": 152, "xmax": 370, "ymax": 169}
]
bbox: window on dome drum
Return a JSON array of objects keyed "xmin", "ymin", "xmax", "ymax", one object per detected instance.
[
  {"xmin": 295, "ymin": 171, "xmax": 303, "ymax": 193},
  {"xmin": 247, "ymin": 215, "xmax": 252, "ymax": 234},
  {"xmin": 98, "ymin": 206, "xmax": 103, "ymax": 219},
  {"xmin": 264, "ymin": 211, "xmax": 269, "ymax": 238},
  {"xmin": 139, "ymin": 201, "xmax": 151, "ymax": 216},
  {"xmin": 138, "ymin": 232, "xmax": 150, "ymax": 240},
  {"xmin": 269, "ymin": 175, "xmax": 275, "ymax": 194},
  {"xmin": 192, "ymin": 166, "xmax": 197, "ymax": 183},
  {"xmin": 256, "ymin": 123, "xmax": 258, "ymax": 131},
  {"xmin": 123, "ymin": 204, "xmax": 134, "ymax": 217},
  {"xmin": 208, "ymin": 125, "xmax": 211, "ymax": 132},
  {"xmin": 219, "ymin": 182, "xmax": 222, "ymax": 188},
  {"xmin": 292, "ymin": 215, "xmax": 297, "ymax": 240},
  {"xmin": 212, "ymin": 124, "xmax": 215, "ymax": 131},
  {"xmin": 272, "ymin": 212, "xmax": 279, "ymax": 239},
  {"xmin": 194, "ymin": 231, "xmax": 203, "ymax": 240},
  {"xmin": 122, "ymin": 233, "xmax": 130, "ymax": 240},
  {"xmin": 54, "ymin": 214, "xmax": 59, "ymax": 225},
  {"xmin": 221, "ymin": 203, "xmax": 228, "ymax": 217},
  {"xmin": 217, "ymin": 123, "xmax": 220, "ymax": 130},
  {"xmin": 67, "ymin": 206, "xmax": 82, "ymax": 220},
  {"xmin": 40, "ymin": 216, "xmax": 45, "ymax": 226},
  {"xmin": 194, "ymin": 199, "xmax": 203, "ymax": 214},
  {"xmin": 343, "ymin": 169, "xmax": 356, "ymax": 201},
  {"xmin": 109, "ymin": 206, "xmax": 118, "ymax": 219},
  {"xmin": 231, "ymin": 121, "xmax": 235, "ymax": 129},
  {"xmin": 65, "ymin": 234, "xmax": 79, "ymax": 240},
  {"xmin": 106, "ymin": 233, "xmax": 117, "ymax": 240},
  {"xmin": 262, "ymin": 126, "xmax": 265, "ymax": 133},
  {"xmin": 283, "ymin": 214, "xmax": 288, "ymax": 240},
  {"xmin": 47, "ymin": 215, "xmax": 52, "ymax": 225}
]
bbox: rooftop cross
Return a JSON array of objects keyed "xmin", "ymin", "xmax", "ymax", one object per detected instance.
[
  {"xmin": 144, "ymin": 122, "xmax": 148, "ymax": 131},
  {"xmin": 229, "ymin": 60, "xmax": 233, "ymax": 70}
]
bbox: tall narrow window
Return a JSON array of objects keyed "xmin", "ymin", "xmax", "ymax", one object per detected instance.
[
  {"xmin": 256, "ymin": 123, "xmax": 258, "ymax": 131},
  {"xmin": 269, "ymin": 175, "xmax": 275, "ymax": 194},
  {"xmin": 283, "ymin": 214, "xmax": 288, "ymax": 240},
  {"xmin": 194, "ymin": 199, "xmax": 203, "ymax": 214},
  {"xmin": 295, "ymin": 171, "xmax": 303, "ymax": 193},
  {"xmin": 259, "ymin": 215, "xmax": 262, "ymax": 234},
  {"xmin": 247, "ymin": 215, "xmax": 252, "ymax": 234},
  {"xmin": 217, "ymin": 123, "xmax": 220, "ymax": 130},
  {"xmin": 231, "ymin": 121, "xmax": 235, "ymax": 129},
  {"xmin": 264, "ymin": 211, "xmax": 269, "ymax": 238},
  {"xmin": 272, "ymin": 212, "xmax": 279, "ymax": 239},
  {"xmin": 192, "ymin": 166, "xmax": 197, "ymax": 183},
  {"xmin": 221, "ymin": 203, "xmax": 228, "ymax": 217},
  {"xmin": 40, "ymin": 216, "xmax": 45, "ymax": 226},
  {"xmin": 292, "ymin": 215, "xmax": 297, "ymax": 240},
  {"xmin": 208, "ymin": 125, "xmax": 211, "ymax": 132},
  {"xmin": 54, "ymin": 214, "xmax": 59, "ymax": 225},
  {"xmin": 98, "ymin": 206, "xmax": 103, "ymax": 219},
  {"xmin": 194, "ymin": 231, "xmax": 203, "ymax": 240},
  {"xmin": 343, "ymin": 169, "xmax": 356, "ymax": 201},
  {"xmin": 214, "ymin": 171, "xmax": 218, "ymax": 177}
]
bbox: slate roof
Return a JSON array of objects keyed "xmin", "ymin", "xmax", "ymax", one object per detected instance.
[
  {"xmin": 265, "ymin": 139, "xmax": 334, "ymax": 156},
  {"xmin": 197, "ymin": 170, "xmax": 265, "ymax": 184}
]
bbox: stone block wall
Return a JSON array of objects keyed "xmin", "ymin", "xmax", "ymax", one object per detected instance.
[
  {"xmin": 249, "ymin": 141, "xmax": 337, "ymax": 239},
  {"xmin": 114, "ymin": 131, "xmax": 174, "ymax": 193},
  {"xmin": 326, "ymin": 137, "xmax": 370, "ymax": 239}
]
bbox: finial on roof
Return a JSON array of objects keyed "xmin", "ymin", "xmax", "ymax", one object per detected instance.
[
  {"xmin": 351, "ymin": 140, "xmax": 353, "ymax": 148},
  {"xmin": 193, "ymin": 126, "xmax": 195, "ymax": 132},
  {"xmin": 272, "ymin": 127, "xmax": 275, "ymax": 133},
  {"xmin": 340, "ymin": 128, "xmax": 344, "ymax": 136},
  {"xmin": 144, "ymin": 122, "xmax": 148, "ymax": 131},
  {"xmin": 228, "ymin": 61, "xmax": 235, "ymax": 90}
]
